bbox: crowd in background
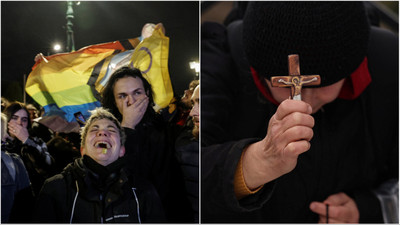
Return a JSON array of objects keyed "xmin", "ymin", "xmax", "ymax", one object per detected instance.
[{"xmin": 1, "ymin": 68, "xmax": 199, "ymax": 223}]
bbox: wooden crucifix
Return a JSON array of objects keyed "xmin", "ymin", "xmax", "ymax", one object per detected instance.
[{"xmin": 271, "ymin": 54, "xmax": 321, "ymax": 100}]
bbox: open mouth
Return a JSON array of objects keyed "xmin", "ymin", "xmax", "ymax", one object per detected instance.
[{"xmin": 95, "ymin": 141, "xmax": 111, "ymax": 149}]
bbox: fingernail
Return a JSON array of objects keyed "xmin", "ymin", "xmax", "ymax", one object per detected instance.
[{"xmin": 308, "ymin": 105, "xmax": 312, "ymax": 114}]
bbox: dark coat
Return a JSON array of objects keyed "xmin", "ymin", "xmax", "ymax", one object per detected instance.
[
  {"xmin": 3, "ymin": 136, "xmax": 54, "ymax": 195},
  {"xmin": 175, "ymin": 126, "xmax": 199, "ymax": 222},
  {"xmin": 33, "ymin": 157, "xmax": 165, "ymax": 223},
  {"xmin": 1, "ymin": 150, "xmax": 32, "ymax": 223},
  {"xmin": 201, "ymin": 21, "xmax": 398, "ymax": 223},
  {"xmin": 123, "ymin": 114, "xmax": 193, "ymax": 222}
]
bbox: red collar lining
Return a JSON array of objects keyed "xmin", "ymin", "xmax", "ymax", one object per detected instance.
[{"xmin": 251, "ymin": 57, "xmax": 371, "ymax": 104}]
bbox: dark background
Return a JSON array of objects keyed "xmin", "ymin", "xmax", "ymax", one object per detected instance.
[{"xmin": 1, "ymin": 1, "xmax": 199, "ymax": 104}]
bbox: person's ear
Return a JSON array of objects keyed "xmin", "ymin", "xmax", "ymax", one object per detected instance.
[
  {"xmin": 80, "ymin": 147, "xmax": 85, "ymax": 156},
  {"xmin": 119, "ymin": 145, "xmax": 126, "ymax": 157}
]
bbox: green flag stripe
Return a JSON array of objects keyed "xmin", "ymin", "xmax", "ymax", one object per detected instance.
[{"xmin": 30, "ymin": 84, "xmax": 98, "ymax": 108}]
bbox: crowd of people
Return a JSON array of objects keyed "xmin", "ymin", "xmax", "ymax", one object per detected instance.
[{"xmin": 1, "ymin": 66, "xmax": 200, "ymax": 223}]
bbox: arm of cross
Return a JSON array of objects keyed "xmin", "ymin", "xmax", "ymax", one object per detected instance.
[
  {"xmin": 271, "ymin": 76, "xmax": 294, "ymax": 87},
  {"xmin": 270, "ymin": 54, "xmax": 320, "ymax": 100}
]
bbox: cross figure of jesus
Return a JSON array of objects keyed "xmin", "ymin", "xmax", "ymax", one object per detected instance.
[{"xmin": 271, "ymin": 54, "xmax": 321, "ymax": 101}]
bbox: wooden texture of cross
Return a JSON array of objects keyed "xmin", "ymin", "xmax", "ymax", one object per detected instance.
[{"xmin": 271, "ymin": 54, "xmax": 321, "ymax": 100}]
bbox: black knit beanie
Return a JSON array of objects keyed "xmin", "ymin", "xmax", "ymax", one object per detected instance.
[{"xmin": 243, "ymin": 2, "xmax": 370, "ymax": 87}]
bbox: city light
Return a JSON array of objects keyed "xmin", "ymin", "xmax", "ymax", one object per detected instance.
[
  {"xmin": 189, "ymin": 61, "xmax": 200, "ymax": 73},
  {"xmin": 53, "ymin": 44, "xmax": 62, "ymax": 52}
]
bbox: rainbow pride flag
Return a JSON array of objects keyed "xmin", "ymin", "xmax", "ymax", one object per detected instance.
[{"xmin": 26, "ymin": 26, "xmax": 173, "ymax": 123}]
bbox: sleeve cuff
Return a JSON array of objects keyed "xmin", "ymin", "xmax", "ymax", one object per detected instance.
[
  {"xmin": 234, "ymin": 149, "xmax": 263, "ymax": 200},
  {"xmin": 351, "ymin": 189, "xmax": 384, "ymax": 223}
]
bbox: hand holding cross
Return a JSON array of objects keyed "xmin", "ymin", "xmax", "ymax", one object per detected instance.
[
  {"xmin": 271, "ymin": 54, "xmax": 320, "ymax": 100},
  {"xmin": 240, "ymin": 54, "xmax": 317, "ymax": 192}
]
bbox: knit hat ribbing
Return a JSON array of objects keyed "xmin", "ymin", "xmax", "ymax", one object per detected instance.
[{"xmin": 243, "ymin": 2, "xmax": 370, "ymax": 87}]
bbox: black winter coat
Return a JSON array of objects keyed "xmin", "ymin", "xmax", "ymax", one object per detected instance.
[
  {"xmin": 33, "ymin": 157, "xmax": 165, "ymax": 223},
  {"xmin": 175, "ymin": 127, "xmax": 199, "ymax": 222},
  {"xmin": 123, "ymin": 114, "xmax": 193, "ymax": 222},
  {"xmin": 3, "ymin": 136, "xmax": 54, "ymax": 196}
]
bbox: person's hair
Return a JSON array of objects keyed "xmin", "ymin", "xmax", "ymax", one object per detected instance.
[
  {"xmin": 101, "ymin": 66, "xmax": 155, "ymax": 122},
  {"xmin": 26, "ymin": 104, "xmax": 38, "ymax": 111},
  {"xmin": 188, "ymin": 80, "xmax": 199, "ymax": 92},
  {"xmin": 3, "ymin": 101, "xmax": 32, "ymax": 129},
  {"xmin": 1, "ymin": 97, "xmax": 10, "ymax": 112},
  {"xmin": 80, "ymin": 107, "xmax": 126, "ymax": 148},
  {"xmin": 1, "ymin": 113, "xmax": 8, "ymax": 141}
]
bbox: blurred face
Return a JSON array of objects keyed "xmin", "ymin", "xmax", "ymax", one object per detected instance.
[
  {"xmin": 10, "ymin": 109, "xmax": 29, "ymax": 128},
  {"xmin": 81, "ymin": 118, "xmax": 125, "ymax": 166},
  {"xmin": 266, "ymin": 78, "xmax": 345, "ymax": 114},
  {"xmin": 1, "ymin": 115, "xmax": 9, "ymax": 141},
  {"xmin": 181, "ymin": 89, "xmax": 194, "ymax": 108},
  {"xmin": 28, "ymin": 109, "xmax": 38, "ymax": 121},
  {"xmin": 1, "ymin": 98, "xmax": 9, "ymax": 111},
  {"xmin": 189, "ymin": 86, "xmax": 199, "ymax": 138},
  {"xmin": 113, "ymin": 76, "xmax": 147, "ymax": 115}
]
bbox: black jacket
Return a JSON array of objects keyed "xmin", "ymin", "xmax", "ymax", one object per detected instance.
[
  {"xmin": 201, "ymin": 21, "xmax": 398, "ymax": 223},
  {"xmin": 1, "ymin": 150, "xmax": 34, "ymax": 223},
  {"xmin": 3, "ymin": 136, "xmax": 54, "ymax": 196},
  {"xmin": 33, "ymin": 156, "xmax": 165, "ymax": 223},
  {"xmin": 123, "ymin": 114, "xmax": 193, "ymax": 222},
  {"xmin": 175, "ymin": 126, "xmax": 199, "ymax": 222}
]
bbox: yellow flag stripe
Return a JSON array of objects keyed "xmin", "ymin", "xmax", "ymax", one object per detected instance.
[
  {"xmin": 26, "ymin": 52, "xmax": 114, "ymax": 95},
  {"xmin": 29, "ymin": 84, "xmax": 98, "ymax": 108},
  {"xmin": 130, "ymin": 28, "xmax": 173, "ymax": 110}
]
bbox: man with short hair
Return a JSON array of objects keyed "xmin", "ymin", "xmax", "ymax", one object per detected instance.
[
  {"xmin": 34, "ymin": 107, "xmax": 165, "ymax": 223},
  {"xmin": 101, "ymin": 67, "xmax": 193, "ymax": 222},
  {"xmin": 189, "ymin": 85, "xmax": 199, "ymax": 140},
  {"xmin": 175, "ymin": 84, "xmax": 200, "ymax": 222}
]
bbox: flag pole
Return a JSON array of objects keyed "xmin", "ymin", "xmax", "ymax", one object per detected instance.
[{"xmin": 66, "ymin": 1, "xmax": 75, "ymax": 52}]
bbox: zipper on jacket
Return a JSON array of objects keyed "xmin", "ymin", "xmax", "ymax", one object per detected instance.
[{"xmin": 100, "ymin": 194, "xmax": 104, "ymax": 223}]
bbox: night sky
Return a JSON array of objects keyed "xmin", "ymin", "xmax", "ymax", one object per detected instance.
[{"xmin": 1, "ymin": 1, "xmax": 199, "ymax": 103}]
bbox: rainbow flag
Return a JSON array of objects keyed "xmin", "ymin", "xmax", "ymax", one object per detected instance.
[{"xmin": 26, "ymin": 26, "xmax": 173, "ymax": 123}]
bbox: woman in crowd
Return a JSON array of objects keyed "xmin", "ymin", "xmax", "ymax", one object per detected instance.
[{"xmin": 3, "ymin": 101, "xmax": 55, "ymax": 195}]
